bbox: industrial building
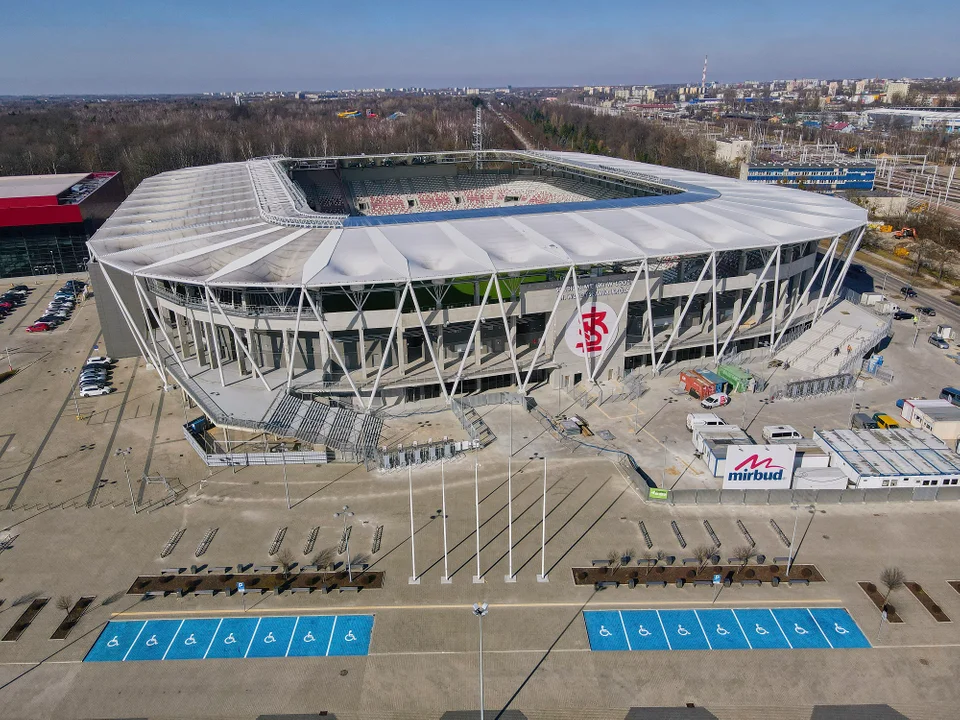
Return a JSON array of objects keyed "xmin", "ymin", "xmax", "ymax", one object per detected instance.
[
  {"xmin": 740, "ymin": 161, "xmax": 876, "ymax": 192},
  {"xmin": 86, "ymin": 150, "xmax": 867, "ymax": 453},
  {"xmin": 0, "ymin": 172, "xmax": 126, "ymax": 279},
  {"xmin": 899, "ymin": 399, "xmax": 960, "ymax": 448},
  {"xmin": 814, "ymin": 428, "xmax": 960, "ymax": 489}
]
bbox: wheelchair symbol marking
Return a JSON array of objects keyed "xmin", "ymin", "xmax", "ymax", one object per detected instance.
[
  {"xmin": 263, "ymin": 632, "xmax": 276, "ymax": 644},
  {"xmin": 716, "ymin": 625, "xmax": 730, "ymax": 636},
  {"xmin": 145, "ymin": 635, "xmax": 159, "ymax": 648},
  {"xmin": 184, "ymin": 634, "xmax": 197, "ymax": 646},
  {"xmin": 303, "ymin": 631, "xmax": 316, "ymax": 643},
  {"xmin": 344, "ymin": 630, "xmax": 357, "ymax": 642},
  {"xmin": 834, "ymin": 623, "xmax": 849, "ymax": 635},
  {"xmin": 794, "ymin": 624, "xmax": 809, "ymax": 635},
  {"xmin": 598, "ymin": 625, "xmax": 613, "ymax": 637},
  {"xmin": 223, "ymin": 633, "xmax": 237, "ymax": 645},
  {"xmin": 637, "ymin": 625, "xmax": 652, "ymax": 637},
  {"xmin": 754, "ymin": 624, "xmax": 769, "ymax": 636},
  {"xmin": 676, "ymin": 625, "xmax": 691, "ymax": 636},
  {"xmin": 106, "ymin": 636, "xmax": 120, "ymax": 648}
]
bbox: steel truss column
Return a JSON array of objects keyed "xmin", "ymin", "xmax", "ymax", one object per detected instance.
[
  {"xmin": 203, "ymin": 286, "xmax": 226, "ymax": 387},
  {"xmin": 714, "ymin": 248, "xmax": 779, "ymax": 364},
  {"xmin": 493, "ymin": 274, "xmax": 523, "ymax": 389},
  {"xmin": 813, "ymin": 235, "xmax": 841, "ymax": 320},
  {"xmin": 286, "ymin": 288, "xmax": 305, "ymax": 391},
  {"xmin": 711, "ymin": 253, "xmax": 719, "ymax": 358},
  {"xmin": 97, "ymin": 264, "xmax": 168, "ymax": 386},
  {"xmin": 366, "ymin": 283, "xmax": 410, "ymax": 409},
  {"xmin": 569, "ymin": 265, "xmax": 591, "ymax": 383},
  {"xmin": 772, "ymin": 235, "xmax": 841, "ymax": 351},
  {"xmin": 449, "ymin": 275, "xmax": 495, "ymax": 398},
  {"xmin": 769, "ymin": 246, "xmax": 782, "ymax": 348},
  {"xmin": 824, "ymin": 227, "xmax": 866, "ymax": 309},
  {"xmin": 521, "ymin": 267, "xmax": 573, "ymax": 393},
  {"xmin": 207, "ymin": 287, "xmax": 272, "ymax": 392},
  {"xmin": 643, "ymin": 259, "xmax": 656, "ymax": 366},
  {"xmin": 589, "ymin": 261, "xmax": 645, "ymax": 382},
  {"xmin": 133, "ymin": 275, "xmax": 191, "ymax": 383},
  {"xmin": 302, "ymin": 288, "xmax": 363, "ymax": 404},
  {"xmin": 653, "ymin": 253, "xmax": 714, "ymax": 375},
  {"xmin": 407, "ymin": 282, "xmax": 450, "ymax": 403}
]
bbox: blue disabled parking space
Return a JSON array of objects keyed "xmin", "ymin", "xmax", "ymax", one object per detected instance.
[
  {"xmin": 583, "ymin": 607, "xmax": 870, "ymax": 653},
  {"xmin": 695, "ymin": 609, "xmax": 750, "ymax": 650},
  {"xmin": 84, "ymin": 614, "xmax": 375, "ymax": 662},
  {"xmin": 658, "ymin": 610, "xmax": 710, "ymax": 650},
  {"xmin": 619, "ymin": 610, "xmax": 670, "ymax": 651},
  {"xmin": 809, "ymin": 608, "xmax": 872, "ymax": 649}
]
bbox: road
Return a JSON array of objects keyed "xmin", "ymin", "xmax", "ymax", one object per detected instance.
[{"xmin": 851, "ymin": 251, "xmax": 960, "ymax": 327}]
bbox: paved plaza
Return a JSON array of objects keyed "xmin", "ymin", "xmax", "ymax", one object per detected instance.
[{"xmin": 2, "ymin": 272, "xmax": 960, "ymax": 718}]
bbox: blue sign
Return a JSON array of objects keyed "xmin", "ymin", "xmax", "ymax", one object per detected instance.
[
  {"xmin": 237, "ymin": 582, "xmax": 245, "ymax": 593},
  {"xmin": 713, "ymin": 574, "xmax": 722, "ymax": 585}
]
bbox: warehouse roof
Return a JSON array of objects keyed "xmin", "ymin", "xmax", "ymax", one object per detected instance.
[
  {"xmin": 88, "ymin": 150, "xmax": 867, "ymax": 288},
  {"xmin": 814, "ymin": 428, "xmax": 960, "ymax": 478}
]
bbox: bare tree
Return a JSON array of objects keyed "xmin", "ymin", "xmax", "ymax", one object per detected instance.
[
  {"xmin": 276, "ymin": 548, "xmax": 296, "ymax": 579},
  {"xmin": 880, "ymin": 566, "xmax": 906, "ymax": 609},
  {"xmin": 56, "ymin": 595, "xmax": 74, "ymax": 612},
  {"xmin": 311, "ymin": 547, "xmax": 335, "ymax": 571},
  {"xmin": 733, "ymin": 544, "xmax": 756, "ymax": 572},
  {"xmin": 693, "ymin": 544, "xmax": 715, "ymax": 573}
]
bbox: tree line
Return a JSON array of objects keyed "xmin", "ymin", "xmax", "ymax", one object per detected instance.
[{"xmin": 0, "ymin": 96, "xmax": 519, "ymax": 190}]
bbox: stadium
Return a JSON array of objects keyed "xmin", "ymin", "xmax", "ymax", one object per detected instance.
[{"xmin": 87, "ymin": 150, "xmax": 867, "ymax": 460}]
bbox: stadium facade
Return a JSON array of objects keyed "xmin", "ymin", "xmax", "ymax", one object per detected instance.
[{"xmin": 87, "ymin": 150, "xmax": 867, "ymax": 429}]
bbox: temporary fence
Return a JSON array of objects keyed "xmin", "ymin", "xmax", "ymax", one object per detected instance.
[{"xmin": 647, "ymin": 485, "xmax": 960, "ymax": 506}]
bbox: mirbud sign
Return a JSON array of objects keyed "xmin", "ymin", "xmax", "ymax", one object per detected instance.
[{"xmin": 722, "ymin": 444, "xmax": 796, "ymax": 489}]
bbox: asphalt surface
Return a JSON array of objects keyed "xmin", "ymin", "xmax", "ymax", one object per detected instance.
[{"xmin": 849, "ymin": 251, "xmax": 960, "ymax": 326}]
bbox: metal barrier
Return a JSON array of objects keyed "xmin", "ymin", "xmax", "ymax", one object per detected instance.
[{"xmin": 653, "ymin": 486, "xmax": 960, "ymax": 505}]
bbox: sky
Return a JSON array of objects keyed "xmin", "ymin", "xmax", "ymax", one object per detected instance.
[{"xmin": 1, "ymin": 0, "xmax": 958, "ymax": 95}]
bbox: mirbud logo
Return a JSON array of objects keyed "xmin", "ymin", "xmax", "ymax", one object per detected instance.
[{"xmin": 728, "ymin": 454, "xmax": 785, "ymax": 482}]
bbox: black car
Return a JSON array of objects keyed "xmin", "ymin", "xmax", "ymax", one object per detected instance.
[
  {"xmin": 850, "ymin": 264, "xmax": 866, "ymax": 273},
  {"xmin": 901, "ymin": 286, "xmax": 918, "ymax": 298},
  {"xmin": 12, "ymin": 285, "xmax": 29, "ymax": 292},
  {"xmin": 917, "ymin": 306, "xmax": 937, "ymax": 317},
  {"xmin": 894, "ymin": 310, "xmax": 916, "ymax": 320}
]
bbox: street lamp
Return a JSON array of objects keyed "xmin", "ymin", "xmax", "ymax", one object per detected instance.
[
  {"xmin": 473, "ymin": 602, "xmax": 489, "ymax": 720},
  {"xmin": 787, "ymin": 504, "xmax": 815, "ymax": 575},
  {"xmin": 115, "ymin": 447, "xmax": 135, "ymax": 514},
  {"xmin": 334, "ymin": 505, "xmax": 355, "ymax": 582}
]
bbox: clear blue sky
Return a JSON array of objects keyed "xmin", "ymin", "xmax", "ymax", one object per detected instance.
[{"xmin": 2, "ymin": 0, "xmax": 957, "ymax": 94}]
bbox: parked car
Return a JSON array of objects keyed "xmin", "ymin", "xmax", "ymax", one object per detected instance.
[
  {"xmin": 85, "ymin": 356, "xmax": 113, "ymax": 366},
  {"xmin": 873, "ymin": 413, "xmax": 900, "ymax": 429},
  {"xmin": 917, "ymin": 306, "xmax": 937, "ymax": 317},
  {"xmin": 762, "ymin": 425, "xmax": 803, "ymax": 442},
  {"xmin": 700, "ymin": 393, "xmax": 730, "ymax": 409},
  {"xmin": 928, "ymin": 334, "xmax": 949, "ymax": 349},
  {"xmin": 901, "ymin": 286, "xmax": 918, "ymax": 298},
  {"xmin": 79, "ymin": 386, "xmax": 114, "ymax": 397},
  {"xmin": 893, "ymin": 310, "xmax": 915, "ymax": 321},
  {"xmin": 25, "ymin": 322, "xmax": 52, "ymax": 332},
  {"xmin": 686, "ymin": 413, "xmax": 726, "ymax": 432},
  {"xmin": 851, "ymin": 412, "xmax": 879, "ymax": 429},
  {"xmin": 37, "ymin": 316, "xmax": 61, "ymax": 325}
]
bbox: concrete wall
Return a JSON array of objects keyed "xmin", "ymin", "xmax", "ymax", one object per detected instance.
[{"xmin": 89, "ymin": 262, "xmax": 142, "ymax": 359}]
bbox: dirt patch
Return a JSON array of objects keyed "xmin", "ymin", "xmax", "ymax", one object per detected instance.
[
  {"xmin": 128, "ymin": 570, "xmax": 383, "ymax": 596},
  {"xmin": 907, "ymin": 582, "xmax": 951, "ymax": 622},
  {"xmin": 573, "ymin": 563, "xmax": 823, "ymax": 586},
  {"xmin": 857, "ymin": 581, "xmax": 904, "ymax": 623}
]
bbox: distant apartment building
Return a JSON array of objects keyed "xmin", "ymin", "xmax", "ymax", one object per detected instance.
[
  {"xmin": 885, "ymin": 81, "xmax": 911, "ymax": 103},
  {"xmin": 715, "ymin": 139, "xmax": 754, "ymax": 164},
  {"xmin": 740, "ymin": 161, "xmax": 876, "ymax": 192}
]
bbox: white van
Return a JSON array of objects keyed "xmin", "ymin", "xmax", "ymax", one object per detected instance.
[
  {"xmin": 686, "ymin": 413, "xmax": 726, "ymax": 432},
  {"xmin": 762, "ymin": 425, "xmax": 803, "ymax": 442}
]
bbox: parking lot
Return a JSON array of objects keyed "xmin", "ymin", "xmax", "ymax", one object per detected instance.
[{"xmin": 3, "ymin": 271, "xmax": 960, "ymax": 717}]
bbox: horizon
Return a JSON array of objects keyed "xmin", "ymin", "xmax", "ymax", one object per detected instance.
[{"xmin": 2, "ymin": 0, "xmax": 958, "ymax": 95}]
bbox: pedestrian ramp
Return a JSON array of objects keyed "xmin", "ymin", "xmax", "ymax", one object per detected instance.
[
  {"xmin": 583, "ymin": 607, "xmax": 869, "ymax": 652},
  {"xmin": 84, "ymin": 614, "xmax": 373, "ymax": 662}
]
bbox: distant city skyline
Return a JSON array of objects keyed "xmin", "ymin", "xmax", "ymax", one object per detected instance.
[{"xmin": 1, "ymin": 0, "xmax": 958, "ymax": 95}]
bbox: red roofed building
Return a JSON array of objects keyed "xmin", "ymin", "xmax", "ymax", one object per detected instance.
[{"xmin": 0, "ymin": 171, "xmax": 125, "ymax": 278}]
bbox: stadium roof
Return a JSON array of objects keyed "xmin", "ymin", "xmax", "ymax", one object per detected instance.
[{"xmin": 88, "ymin": 150, "xmax": 867, "ymax": 288}]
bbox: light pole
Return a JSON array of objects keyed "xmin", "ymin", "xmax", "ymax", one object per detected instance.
[
  {"xmin": 281, "ymin": 450, "xmax": 290, "ymax": 510},
  {"xmin": 661, "ymin": 435, "xmax": 669, "ymax": 488},
  {"xmin": 334, "ymin": 505, "xmax": 355, "ymax": 583},
  {"xmin": 537, "ymin": 456, "xmax": 549, "ymax": 582},
  {"xmin": 4, "ymin": 346, "xmax": 12, "ymax": 372},
  {"xmin": 473, "ymin": 444, "xmax": 484, "ymax": 583},
  {"xmin": 505, "ymin": 401, "xmax": 515, "ymax": 582},
  {"xmin": 440, "ymin": 449, "xmax": 451, "ymax": 584},
  {"xmin": 473, "ymin": 602, "xmax": 489, "ymax": 720},
  {"xmin": 407, "ymin": 464, "xmax": 419, "ymax": 584},
  {"xmin": 115, "ymin": 447, "xmax": 135, "ymax": 514},
  {"xmin": 786, "ymin": 504, "xmax": 814, "ymax": 576}
]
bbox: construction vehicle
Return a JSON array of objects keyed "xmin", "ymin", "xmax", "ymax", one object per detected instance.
[{"xmin": 893, "ymin": 227, "xmax": 917, "ymax": 239}]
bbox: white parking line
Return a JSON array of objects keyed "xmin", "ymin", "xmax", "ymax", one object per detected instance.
[
  {"xmin": 693, "ymin": 611, "xmax": 712, "ymax": 650},
  {"xmin": 732, "ymin": 611, "xmax": 753, "ymax": 649},
  {"xmin": 655, "ymin": 611, "xmax": 672, "ymax": 651},
  {"xmin": 121, "ymin": 622, "xmax": 147, "ymax": 662},
  {"xmin": 243, "ymin": 618, "xmax": 262, "ymax": 658},
  {"xmin": 617, "ymin": 611, "xmax": 632, "ymax": 651},
  {"xmin": 162, "ymin": 620, "xmax": 185, "ymax": 660},
  {"xmin": 325, "ymin": 617, "xmax": 339, "ymax": 657},
  {"xmin": 202, "ymin": 619, "xmax": 224, "ymax": 659},
  {"xmin": 285, "ymin": 617, "xmax": 301, "ymax": 657},
  {"xmin": 806, "ymin": 608, "xmax": 834, "ymax": 649},
  {"xmin": 769, "ymin": 611, "xmax": 793, "ymax": 649}
]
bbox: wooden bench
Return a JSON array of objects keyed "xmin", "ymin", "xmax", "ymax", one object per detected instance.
[
  {"xmin": 253, "ymin": 565, "xmax": 278, "ymax": 573},
  {"xmin": 591, "ymin": 559, "xmax": 609, "ymax": 567},
  {"xmin": 291, "ymin": 587, "xmax": 313, "ymax": 594},
  {"xmin": 339, "ymin": 586, "xmax": 361, "ymax": 593},
  {"xmin": 681, "ymin": 558, "xmax": 698, "ymax": 565},
  {"xmin": 144, "ymin": 590, "xmax": 167, "ymax": 597},
  {"xmin": 788, "ymin": 578, "xmax": 809, "ymax": 586},
  {"xmin": 628, "ymin": 578, "xmax": 639, "ymax": 588},
  {"xmin": 161, "ymin": 568, "xmax": 184, "ymax": 575},
  {"xmin": 740, "ymin": 579, "xmax": 762, "ymax": 587},
  {"xmin": 646, "ymin": 580, "xmax": 667, "ymax": 588},
  {"xmin": 595, "ymin": 581, "xmax": 619, "ymax": 589},
  {"xmin": 773, "ymin": 556, "xmax": 792, "ymax": 564},
  {"xmin": 299, "ymin": 564, "xmax": 320, "ymax": 573},
  {"xmin": 207, "ymin": 565, "xmax": 232, "ymax": 574},
  {"xmin": 693, "ymin": 580, "xmax": 713, "ymax": 587},
  {"xmin": 194, "ymin": 589, "xmax": 218, "ymax": 596},
  {"xmin": 348, "ymin": 563, "xmax": 369, "ymax": 572}
]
